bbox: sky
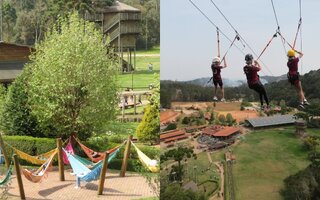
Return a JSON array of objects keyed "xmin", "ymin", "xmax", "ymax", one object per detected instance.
[{"xmin": 160, "ymin": 0, "xmax": 320, "ymax": 81}]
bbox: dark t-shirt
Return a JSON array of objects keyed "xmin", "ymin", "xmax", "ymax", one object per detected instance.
[
  {"xmin": 287, "ymin": 57, "xmax": 299, "ymax": 75},
  {"xmin": 243, "ymin": 65, "xmax": 260, "ymax": 85},
  {"xmin": 211, "ymin": 64, "xmax": 223, "ymax": 80}
]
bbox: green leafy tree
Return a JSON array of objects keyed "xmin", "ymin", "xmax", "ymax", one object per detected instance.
[
  {"xmin": 0, "ymin": 69, "xmax": 44, "ymax": 137},
  {"xmin": 136, "ymin": 77, "xmax": 159, "ymax": 144},
  {"xmin": 163, "ymin": 123, "xmax": 177, "ymax": 132},
  {"xmin": 2, "ymin": 1, "xmax": 17, "ymax": 41},
  {"xmin": 161, "ymin": 147, "xmax": 196, "ymax": 181},
  {"xmin": 218, "ymin": 114, "xmax": 226, "ymax": 125},
  {"xmin": 0, "ymin": 85, "xmax": 7, "ymax": 118},
  {"xmin": 226, "ymin": 113, "xmax": 236, "ymax": 126},
  {"xmin": 27, "ymin": 13, "xmax": 118, "ymax": 139}
]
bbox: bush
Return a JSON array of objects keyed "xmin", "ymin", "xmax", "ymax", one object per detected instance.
[
  {"xmin": 3, "ymin": 135, "xmax": 56, "ymax": 165},
  {"xmin": 163, "ymin": 123, "xmax": 177, "ymax": 131},
  {"xmin": 107, "ymin": 158, "xmax": 142, "ymax": 172}
]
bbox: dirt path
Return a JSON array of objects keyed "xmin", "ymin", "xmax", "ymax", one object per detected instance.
[{"xmin": 209, "ymin": 161, "xmax": 224, "ymax": 200}]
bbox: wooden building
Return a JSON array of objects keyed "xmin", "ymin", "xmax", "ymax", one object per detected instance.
[
  {"xmin": 0, "ymin": 42, "xmax": 34, "ymax": 85},
  {"xmin": 160, "ymin": 129, "xmax": 189, "ymax": 144},
  {"xmin": 88, "ymin": 1, "xmax": 141, "ymax": 72}
]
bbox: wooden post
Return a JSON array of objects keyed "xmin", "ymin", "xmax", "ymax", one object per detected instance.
[
  {"xmin": 97, "ymin": 152, "xmax": 110, "ymax": 195},
  {"xmin": 134, "ymin": 94, "xmax": 137, "ymax": 115},
  {"xmin": 56, "ymin": 138, "xmax": 65, "ymax": 181},
  {"xmin": 122, "ymin": 97, "xmax": 125, "ymax": 120},
  {"xmin": 120, "ymin": 135, "xmax": 132, "ymax": 177},
  {"xmin": 13, "ymin": 154, "xmax": 25, "ymax": 200},
  {"xmin": 0, "ymin": 133, "xmax": 10, "ymax": 169}
]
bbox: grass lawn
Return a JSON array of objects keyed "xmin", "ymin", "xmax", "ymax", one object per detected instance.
[
  {"xmin": 136, "ymin": 46, "xmax": 160, "ymax": 55},
  {"xmin": 184, "ymin": 152, "xmax": 220, "ymax": 197},
  {"xmin": 118, "ymin": 54, "xmax": 160, "ymax": 89},
  {"xmin": 101, "ymin": 121, "xmax": 140, "ymax": 137},
  {"xmin": 232, "ymin": 126, "xmax": 319, "ymax": 200}
]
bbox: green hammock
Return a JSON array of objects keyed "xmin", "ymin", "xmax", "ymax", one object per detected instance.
[{"xmin": 0, "ymin": 162, "xmax": 14, "ymax": 186}]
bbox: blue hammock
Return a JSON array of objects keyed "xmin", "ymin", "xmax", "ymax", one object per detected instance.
[{"xmin": 63, "ymin": 143, "xmax": 123, "ymax": 183}]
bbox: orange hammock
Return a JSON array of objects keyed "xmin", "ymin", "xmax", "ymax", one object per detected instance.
[
  {"xmin": 21, "ymin": 150, "xmax": 57, "ymax": 183},
  {"xmin": 73, "ymin": 136, "xmax": 120, "ymax": 163}
]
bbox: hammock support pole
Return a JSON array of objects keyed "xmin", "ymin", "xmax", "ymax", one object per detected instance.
[
  {"xmin": 0, "ymin": 133, "xmax": 10, "ymax": 169},
  {"xmin": 13, "ymin": 154, "xmax": 25, "ymax": 200},
  {"xmin": 98, "ymin": 152, "xmax": 110, "ymax": 195},
  {"xmin": 120, "ymin": 135, "xmax": 132, "ymax": 177},
  {"xmin": 57, "ymin": 138, "xmax": 65, "ymax": 181}
]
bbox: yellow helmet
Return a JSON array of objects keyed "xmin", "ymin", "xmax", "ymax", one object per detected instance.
[{"xmin": 287, "ymin": 49, "xmax": 295, "ymax": 57}]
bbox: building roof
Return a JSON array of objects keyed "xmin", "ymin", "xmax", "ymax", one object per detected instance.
[
  {"xmin": 185, "ymin": 125, "xmax": 207, "ymax": 131},
  {"xmin": 96, "ymin": 1, "xmax": 140, "ymax": 13},
  {"xmin": 202, "ymin": 125, "xmax": 223, "ymax": 136},
  {"xmin": 213, "ymin": 127, "xmax": 240, "ymax": 137},
  {"xmin": 164, "ymin": 134, "xmax": 188, "ymax": 143},
  {"xmin": 0, "ymin": 42, "xmax": 34, "ymax": 82},
  {"xmin": 160, "ymin": 129, "xmax": 185, "ymax": 140},
  {"xmin": 246, "ymin": 115, "xmax": 295, "ymax": 128}
]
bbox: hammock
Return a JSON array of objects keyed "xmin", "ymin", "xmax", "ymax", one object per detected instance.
[
  {"xmin": 11, "ymin": 146, "xmax": 57, "ymax": 165},
  {"xmin": 21, "ymin": 150, "xmax": 57, "ymax": 183},
  {"xmin": 62, "ymin": 139, "xmax": 74, "ymax": 165},
  {"xmin": 63, "ymin": 142, "xmax": 124, "ymax": 184},
  {"xmin": 131, "ymin": 142, "xmax": 159, "ymax": 173},
  {"xmin": 0, "ymin": 161, "xmax": 14, "ymax": 186},
  {"xmin": 73, "ymin": 136, "xmax": 120, "ymax": 163}
]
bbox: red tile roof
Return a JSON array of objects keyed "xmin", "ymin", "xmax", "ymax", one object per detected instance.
[
  {"xmin": 164, "ymin": 135, "xmax": 189, "ymax": 143},
  {"xmin": 160, "ymin": 129, "xmax": 186, "ymax": 140},
  {"xmin": 213, "ymin": 127, "xmax": 240, "ymax": 137}
]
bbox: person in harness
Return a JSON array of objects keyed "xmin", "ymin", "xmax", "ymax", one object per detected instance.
[
  {"xmin": 286, "ymin": 49, "xmax": 309, "ymax": 109},
  {"xmin": 211, "ymin": 57, "xmax": 227, "ymax": 101},
  {"xmin": 243, "ymin": 54, "xmax": 270, "ymax": 110}
]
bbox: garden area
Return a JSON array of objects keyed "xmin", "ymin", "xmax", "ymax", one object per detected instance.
[{"xmin": 0, "ymin": 12, "xmax": 160, "ymax": 200}]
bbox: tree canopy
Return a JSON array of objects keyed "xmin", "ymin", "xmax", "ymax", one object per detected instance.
[{"xmin": 26, "ymin": 13, "xmax": 118, "ymax": 139}]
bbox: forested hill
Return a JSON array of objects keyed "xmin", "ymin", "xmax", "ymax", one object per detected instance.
[
  {"xmin": 160, "ymin": 69, "xmax": 320, "ymax": 108},
  {"xmin": 0, "ymin": 0, "xmax": 159, "ymax": 49}
]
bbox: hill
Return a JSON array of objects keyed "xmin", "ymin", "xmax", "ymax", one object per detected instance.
[{"xmin": 161, "ymin": 69, "xmax": 320, "ymax": 108}]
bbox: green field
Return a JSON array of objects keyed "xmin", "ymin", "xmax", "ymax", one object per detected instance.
[
  {"xmin": 232, "ymin": 127, "xmax": 319, "ymax": 200},
  {"xmin": 118, "ymin": 53, "xmax": 160, "ymax": 89}
]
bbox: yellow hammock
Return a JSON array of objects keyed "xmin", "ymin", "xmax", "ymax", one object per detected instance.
[
  {"xmin": 131, "ymin": 142, "xmax": 159, "ymax": 173},
  {"xmin": 5, "ymin": 142, "xmax": 57, "ymax": 165},
  {"xmin": 21, "ymin": 150, "xmax": 57, "ymax": 183}
]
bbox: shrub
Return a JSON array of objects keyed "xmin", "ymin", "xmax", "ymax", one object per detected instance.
[{"xmin": 2, "ymin": 135, "xmax": 56, "ymax": 165}]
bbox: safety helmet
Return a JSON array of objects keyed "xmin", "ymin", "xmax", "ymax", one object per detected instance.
[
  {"xmin": 245, "ymin": 54, "xmax": 253, "ymax": 61},
  {"xmin": 287, "ymin": 49, "xmax": 295, "ymax": 57},
  {"xmin": 212, "ymin": 57, "xmax": 221, "ymax": 63}
]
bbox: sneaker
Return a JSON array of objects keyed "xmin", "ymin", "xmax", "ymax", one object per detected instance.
[
  {"xmin": 265, "ymin": 105, "xmax": 271, "ymax": 111},
  {"xmin": 260, "ymin": 105, "xmax": 265, "ymax": 111},
  {"xmin": 213, "ymin": 96, "xmax": 218, "ymax": 101},
  {"xmin": 303, "ymin": 99, "xmax": 310, "ymax": 106},
  {"xmin": 299, "ymin": 103, "xmax": 305, "ymax": 109},
  {"xmin": 221, "ymin": 98, "xmax": 226, "ymax": 102}
]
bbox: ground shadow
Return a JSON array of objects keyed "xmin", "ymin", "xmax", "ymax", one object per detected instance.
[{"xmin": 38, "ymin": 183, "xmax": 73, "ymax": 197}]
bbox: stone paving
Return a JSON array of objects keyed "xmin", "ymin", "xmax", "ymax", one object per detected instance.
[{"xmin": 6, "ymin": 169, "xmax": 156, "ymax": 200}]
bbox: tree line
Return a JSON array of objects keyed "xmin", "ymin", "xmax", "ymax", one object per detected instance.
[
  {"xmin": 0, "ymin": 0, "xmax": 160, "ymax": 49},
  {"xmin": 160, "ymin": 69, "xmax": 320, "ymax": 109}
]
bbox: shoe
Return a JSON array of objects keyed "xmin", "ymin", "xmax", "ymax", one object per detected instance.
[
  {"xmin": 221, "ymin": 98, "xmax": 226, "ymax": 102},
  {"xmin": 213, "ymin": 96, "xmax": 218, "ymax": 101},
  {"xmin": 303, "ymin": 99, "xmax": 310, "ymax": 106},
  {"xmin": 299, "ymin": 103, "xmax": 305, "ymax": 109},
  {"xmin": 265, "ymin": 105, "xmax": 271, "ymax": 111},
  {"xmin": 260, "ymin": 105, "xmax": 265, "ymax": 111}
]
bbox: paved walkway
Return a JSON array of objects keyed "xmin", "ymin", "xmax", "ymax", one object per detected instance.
[{"xmin": 7, "ymin": 169, "xmax": 156, "ymax": 200}]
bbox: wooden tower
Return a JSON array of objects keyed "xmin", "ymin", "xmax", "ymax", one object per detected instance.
[{"xmin": 88, "ymin": 1, "xmax": 141, "ymax": 72}]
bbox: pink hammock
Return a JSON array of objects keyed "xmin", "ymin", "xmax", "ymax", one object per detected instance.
[{"xmin": 62, "ymin": 139, "xmax": 74, "ymax": 165}]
